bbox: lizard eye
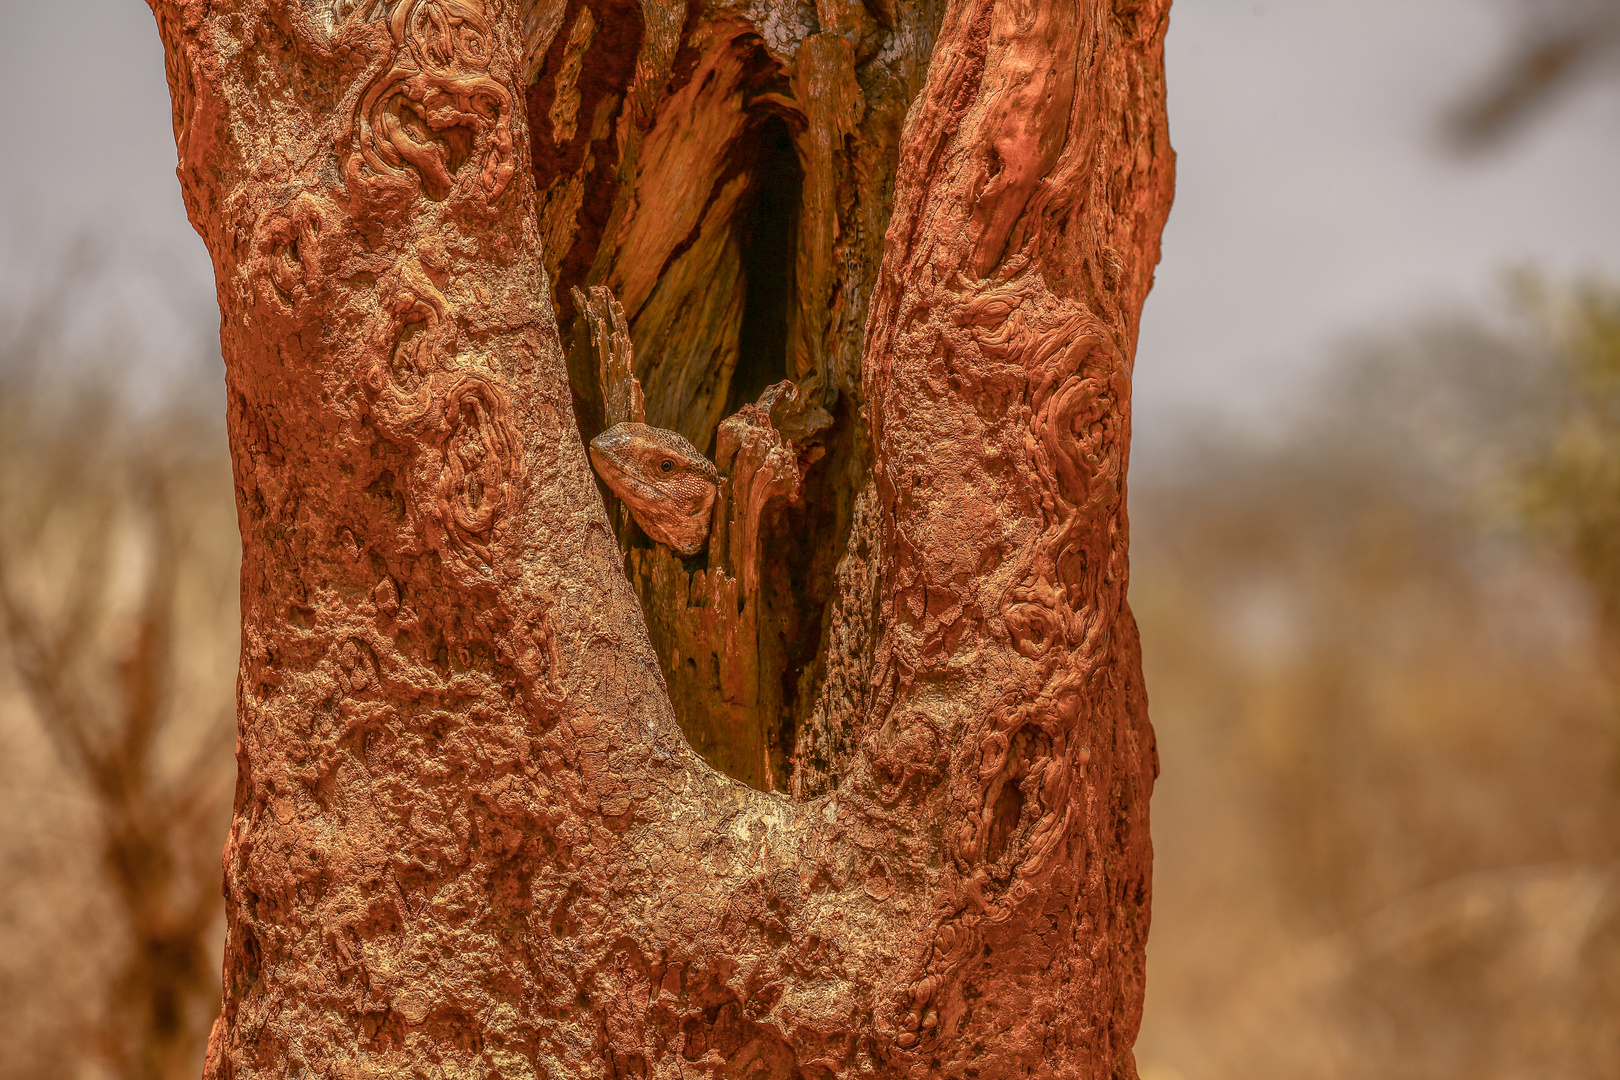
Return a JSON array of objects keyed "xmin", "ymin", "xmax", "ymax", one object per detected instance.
[{"xmin": 660, "ymin": 459, "xmax": 674, "ymax": 473}]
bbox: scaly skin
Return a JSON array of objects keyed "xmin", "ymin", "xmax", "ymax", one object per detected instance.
[{"xmin": 588, "ymin": 422, "xmax": 719, "ymax": 556}]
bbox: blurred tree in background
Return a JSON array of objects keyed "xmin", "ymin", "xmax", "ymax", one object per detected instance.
[
  {"xmin": 1520, "ymin": 280, "xmax": 1620, "ymax": 646},
  {"xmin": 0, "ymin": 271, "xmax": 237, "ymax": 1080},
  {"xmin": 1133, "ymin": 280, "xmax": 1620, "ymax": 1080}
]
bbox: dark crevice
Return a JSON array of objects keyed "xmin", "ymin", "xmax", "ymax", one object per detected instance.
[
  {"xmin": 985, "ymin": 781, "xmax": 1024, "ymax": 866},
  {"xmin": 526, "ymin": 0, "xmax": 644, "ymax": 454},
  {"xmin": 762, "ymin": 391, "xmax": 869, "ymax": 795},
  {"xmin": 724, "ymin": 116, "xmax": 801, "ymax": 425},
  {"xmin": 526, "ymin": 0, "xmax": 645, "ymax": 323},
  {"xmin": 733, "ymin": 115, "xmax": 808, "ymax": 792}
]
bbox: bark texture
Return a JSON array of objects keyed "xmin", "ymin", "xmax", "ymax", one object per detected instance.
[{"xmin": 147, "ymin": 0, "xmax": 1172, "ymax": 1075}]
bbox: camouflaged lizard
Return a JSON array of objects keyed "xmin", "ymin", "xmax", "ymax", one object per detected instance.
[{"xmin": 588, "ymin": 422, "xmax": 719, "ymax": 557}]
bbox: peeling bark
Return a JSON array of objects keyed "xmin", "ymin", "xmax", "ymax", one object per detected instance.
[{"xmin": 147, "ymin": 0, "xmax": 1172, "ymax": 1075}]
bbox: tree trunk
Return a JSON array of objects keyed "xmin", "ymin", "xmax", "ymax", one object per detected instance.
[{"xmin": 146, "ymin": 0, "xmax": 1172, "ymax": 1075}]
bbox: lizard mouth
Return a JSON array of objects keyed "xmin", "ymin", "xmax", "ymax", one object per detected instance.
[
  {"xmin": 616, "ymin": 471, "xmax": 664, "ymax": 504},
  {"xmin": 588, "ymin": 445, "xmax": 663, "ymax": 506}
]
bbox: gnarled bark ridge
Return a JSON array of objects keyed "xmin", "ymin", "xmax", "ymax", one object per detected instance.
[{"xmin": 147, "ymin": 0, "xmax": 1172, "ymax": 1075}]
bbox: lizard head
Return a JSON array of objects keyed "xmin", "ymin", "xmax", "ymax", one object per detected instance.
[{"xmin": 588, "ymin": 422, "xmax": 719, "ymax": 557}]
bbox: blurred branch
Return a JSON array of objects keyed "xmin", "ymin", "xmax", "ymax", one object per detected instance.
[{"xmin": 1443, "ymin": 0, "xmax": 1620, "ymax": 153}]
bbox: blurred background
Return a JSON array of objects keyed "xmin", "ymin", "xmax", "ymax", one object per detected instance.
[{"xmin": 0, "ymin": 2, "xmax": 1617, "ymax": 1079}]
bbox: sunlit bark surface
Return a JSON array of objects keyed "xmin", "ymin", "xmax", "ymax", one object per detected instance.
[{"xmin": 146, "ymin": 0, "xmax": 1172, "ymax": 1074}]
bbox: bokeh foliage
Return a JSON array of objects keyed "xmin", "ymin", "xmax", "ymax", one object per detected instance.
[
  {"xmin": 1520, "ymin": 278, "xmax": 1620, "ymax": 636},
  {"xmin": 1133, "ymin": 277, "xmax": 1620, "ymax": 1080}
]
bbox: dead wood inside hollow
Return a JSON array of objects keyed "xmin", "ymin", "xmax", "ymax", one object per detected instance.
[{"xmin": 532, "ymin": 6, "xmax": 882, "ymax": 792}]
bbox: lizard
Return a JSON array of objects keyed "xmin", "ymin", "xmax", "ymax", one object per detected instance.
[
  {"xmin": 587, "ymin": 379, "xmax": 834, "ymax": 558},
  {"xmin": 572, "ymin": 276, "xmax": 832, "ymax": 559},
  {"xmin": 588, "ymin": 422, "xmax": 719, "ymax": 557}
]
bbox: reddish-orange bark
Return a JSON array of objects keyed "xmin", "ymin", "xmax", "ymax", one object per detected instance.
[{"xmin": 147, "ymin": 0, "xmax": 1172, "ymax": 1075}]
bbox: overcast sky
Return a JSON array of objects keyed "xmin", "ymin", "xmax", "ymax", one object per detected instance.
[
  {"xmin": 1138, "ymin": 0, "xmax": 1620, "ymax": 440},
  {"xmin": 0, "ymin": 0, "xmax": 1616, "ymax": 441}
]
